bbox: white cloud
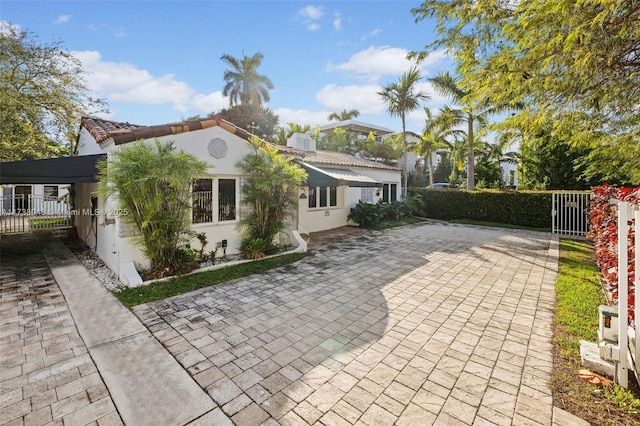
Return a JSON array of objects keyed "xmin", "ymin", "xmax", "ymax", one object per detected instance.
[
  {"xmin": 298, "ymin": 5, "xmax": 324, "ymax": 20},
  {"xmin": 189, "ymin": 92, "xmax": 227, "ymax": 114},
  {"xmin": 361, "ymin": 29, "xmax": 382, "ymax": 40},
  {"xmin": 274, "ymin": 108, "xmax": 329, "ymax": 128},
  {"xmin": 328, "ymin": 46, "xmax": 416, "ymax": 80},
  {"xmin": 315, "ymin": 84, "xmax": 385, "ymax": 115},
  {"xmin": 333, "ymin": 13, "xmax": 341, "ymax": 31},
  {"xmin": 328, "ymin": 46, "xmax": 450, "ymax": 81},
  {"xmin": 297, "ymin": 5, "xmax": 324, "ymax": 31},
  {"xmin": 315, "ymin": 80, "xmax": 453, "ymax": 133},
  {"xmin": 415, "ymin": 49, "xmax": 450, "ymax": 73},
  {"xmin": 0, "ymin": 21, "xmax": 20, "ymax": 35},
  {"xmin": 54, "ymin": 15, "xmax": 72, "ymax": 24},
  {"xmin": 72, "ymin": 50, "xmax": 200, "ymax": 108},
  {"xmin": 73, "ymin": 50, "xmax": 232, "ymax": 118}
]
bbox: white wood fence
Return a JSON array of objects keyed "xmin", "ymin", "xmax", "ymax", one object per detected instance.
[{"xmin": 613, "ymin": 200, "xmax": 639, "ymax": 387}]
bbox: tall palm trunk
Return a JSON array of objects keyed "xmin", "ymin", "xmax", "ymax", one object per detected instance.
[
  {"xmin": 467, "ymin": 112, "xmax": 475, "ymax": 190},
  {"xmin": 428, "ymin": 149, "xmax": 435, "ymax": 187},
  {"xmin": 402, "ymin": 113, "xmax": 407, "ymax": 198}
]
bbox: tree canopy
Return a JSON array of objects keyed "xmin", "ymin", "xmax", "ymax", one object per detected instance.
[
  {"xmin": 214, "ymin": 104, "xmax": 279, "ymax": 141},
  {"xmin": 410, "ymin": 1, "xmax": 640, "ymax": 184},
  {"xmin": 327, "ymin": 108, "xmax": 360, "ymax": 122},
  {"xmin": 0, "ymin": 23, "xmax": 106, "ymax": 161},
  {"xmin": 221, "ymin": 52, "xmax": 274, "ymax": 107},
  {"xmin": 378, "ymin": 66, "xmax": 430, "ymax": 196}
]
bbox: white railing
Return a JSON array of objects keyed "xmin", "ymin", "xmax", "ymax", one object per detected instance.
[
  {"xmin": 616, "ymin": 200, "xmax": 639, "ymax": 387},
  {"xmin": 0, "ymin": 195, "xmax": 72, "ymax": 233},
  {"xmin": 601, "ymin": 200, "xmax": 639, "ymax": 388},
  {"xmin": 192, "ymin": 191, "xmax": 213, "ymax": 223},
  {"xmin": 551, "ymin": 191, "xmax": 591, "ymax": 236}
]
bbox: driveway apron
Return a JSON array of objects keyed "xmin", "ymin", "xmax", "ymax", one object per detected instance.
[
  {"xmin": 0, "ymin": 234, "xmax": 122, "ymax": 425},
  {"xmin": 132, "ymin": 222, "xmax": 580, "ymax": 425}
]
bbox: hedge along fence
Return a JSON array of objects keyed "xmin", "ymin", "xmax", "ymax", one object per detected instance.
[{"xmin": 408, "ymin": 188, "xmax": 552, "ymax": 229}]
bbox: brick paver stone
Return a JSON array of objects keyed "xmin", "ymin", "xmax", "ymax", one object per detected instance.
[
  {"xmin": 0, "ymin": 234, "xmax": 122, "ymax": 426},
  {"xmin": 132, "ymin": 223, "xmax": 561, "ymax": 425}
]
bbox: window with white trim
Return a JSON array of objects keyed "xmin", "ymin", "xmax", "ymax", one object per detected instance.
[
  {"xmin": 192, "ymin": 178, "xmax": 237, "ymax": 224},
  {"xmin": 308, "ymin": 186, "xmax": 338, "ymax": 209},
  {"xmin": 44, "ymin": 185, "xmax": 58, "ymax": 198}
]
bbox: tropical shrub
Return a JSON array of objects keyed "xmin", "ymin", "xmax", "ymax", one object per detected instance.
[
  {"xmin": 379, "ymin": 201, "xmax": 410, "ymax": 221},
  {"xmin": 240, "ymin": 237, "xmax": 269, "ymax": 259},
  {"xmin": 348, "ymin": 201, "xmax": 383, "ymax": 228},
  {"xmin": 236, "ymin": 137, "xmax": 307, "ymax": 256},
  {"xmin": 405, "ymin": 193, "xmax": 426, "ymax": 216},
  {"xmin": 409, "ymin": 188, "xmax": 551, "ymax": 229},
  {"xmin": 588, "ymin": 184, "xmax": 639, "ymax": 323},
  {"xmin": 98, "ymin": 140, "xmax": 208, "ymax": 276}
]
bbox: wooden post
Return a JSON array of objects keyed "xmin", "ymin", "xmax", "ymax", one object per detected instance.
[{"xmin": 617, "ymin": 201, "xmax": 629, "ymax": 388}]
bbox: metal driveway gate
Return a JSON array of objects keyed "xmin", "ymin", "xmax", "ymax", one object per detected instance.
[
  {"xmin": 551, "ymin": 191, "xmax": 592, "ymax": 236},
  {"xmin": 1, "ymin": 194, "xmax": 73, "ymax": 234}
]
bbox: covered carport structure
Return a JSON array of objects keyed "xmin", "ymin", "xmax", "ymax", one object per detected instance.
[{"xmin": 0, "ymin": 155, "xmax": 103, "ymax": 233}]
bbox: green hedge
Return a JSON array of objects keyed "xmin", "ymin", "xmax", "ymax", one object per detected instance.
[{"xmin": 409, "ymin": 188, "xmax": 552, "ymax": 229}]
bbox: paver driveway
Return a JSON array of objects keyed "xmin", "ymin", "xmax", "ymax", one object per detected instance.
[
  {"xmin": 0, "ymin": 234, "xmax": 121, "ymax": 425},
  {"xmin": 133, "ymin": 223, "xmax": 560, "ymax": 425}
]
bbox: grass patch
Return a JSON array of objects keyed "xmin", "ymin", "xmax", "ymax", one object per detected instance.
[
  {"xmin": 29, "ymin": 217, "xmax": 70, "ymax": 227},
  {"xmin": 114, "ymin": 252, "xmax": 306, "ymax": 309},
  {"xmin": 448, "ymin": 218, "xmax": 549, "ymax": 232},
  {"xmin": 553, "ymin": 239, "xmax": 640, "ymax": 424},
  {"xmin": 373, "ymin": 216, "xmax": 426, "ymax": 231}
]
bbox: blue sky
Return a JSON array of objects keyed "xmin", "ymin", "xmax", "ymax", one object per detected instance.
[{"xmin": 2, "ymin": 1, "xmax": 454, "ymax": 136}]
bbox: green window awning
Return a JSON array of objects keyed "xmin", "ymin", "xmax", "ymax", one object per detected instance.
[{"xmin": 297, "ymin": 161, "xmax": 380, "ymax": 188}]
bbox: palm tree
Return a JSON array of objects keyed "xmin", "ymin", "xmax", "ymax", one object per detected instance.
[
  {"xmin": 414, "ymin": 108, "xmax": 464, "ymax": 188},
  {"xmin": 429, "ymin": 71, "xmax": 512, "ymax": 190},
  {"xmin": 448, "ymin": 136, "xmax": 468, "ymax": 186},
  {"xmin": 327, "ymin": 108, "xmax": 360, "ymax": 122},
  {"xmin": 221, "ymin": 52, "xmax": 274, "ymax": 107},
  {"xmin": 98, "ymin": 141, "xmax": 208, "ymax": 272},
  {"xmin": 378, "ymin": 66, "xmax": 430, "ymax": 197},
  {"xmin": 286, "ymin": 122, "xmax": 311, "ymax": 138}
]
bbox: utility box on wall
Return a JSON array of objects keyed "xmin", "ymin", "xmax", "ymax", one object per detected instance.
[
  {"xmin": 599, "ymin": 305, "xmax": 619, "ymax": 343},
  {"xmin": 598, "ymin": 305, "xmax": 620, "ymax": 361}
]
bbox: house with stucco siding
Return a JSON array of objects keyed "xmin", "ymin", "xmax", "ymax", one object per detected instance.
[{"xmin": 73, "ymin": 115, "xmax": 401, "ymax": 280}]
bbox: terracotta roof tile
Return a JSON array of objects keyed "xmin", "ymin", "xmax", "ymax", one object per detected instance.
[
  {"xmin": 80, "ymin": 117, "xmax": 146, "ymax": 144},
  {"xmin": 302, "ymin": 150, "xmax": 400, "ymax": 171},
  {"xmin": 79, "ymin": 115, "xmax": 304, "ymax": 157}
]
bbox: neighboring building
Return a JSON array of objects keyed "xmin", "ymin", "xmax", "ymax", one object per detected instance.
[
  {"xmin": 74, "ymin": 116, "xmax": 401, "ymax": 278},
  {"xmin": 501, "ymin": 161, "xmax": 518, "ymax": 188},
  {"xmin": 317, "ymin": 119, "xmax": 394, "ymax": 143},
  {"xmin": 286, "ymin": 133, "xmax": 401, "ymax": 234},
  {"xmin": 1, "ymin": 184, "xmax": 70, "ymax": 215}
]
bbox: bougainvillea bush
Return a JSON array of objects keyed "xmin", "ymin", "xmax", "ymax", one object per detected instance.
[{"xmin": 588, "ymin": 184, "xmax": 639, "ymax": 325}]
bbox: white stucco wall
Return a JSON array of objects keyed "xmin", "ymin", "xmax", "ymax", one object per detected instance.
[
  {"xmin": 76, "ymin": 127, "xmax": 106, "ymax": 156},
  {"xmin": 78, "ymin": 122, "xmax": 401, "ymax": 273},
  {"xmin": 92, "ymin": 126, "xmax": 257, "ymax": 272},
  {"xmin": 297, "ymin": 185, "xmax": 349, "ymax": 234},
  {"xmin": 297, "ymin": 166, "xmax": 401, "ymax": 234}
]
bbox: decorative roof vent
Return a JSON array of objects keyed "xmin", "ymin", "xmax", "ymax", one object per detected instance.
[{"xmin": 286, "ymin": 132, "xmax": 316, "ymax": 152}]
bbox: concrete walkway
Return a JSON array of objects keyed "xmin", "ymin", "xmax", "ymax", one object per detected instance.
[
  {"xmin": 1, "ymin": 234, "xmax": 217, "ymax": 426},
  {"xmin": 1, "ymin": 223, "xmax": 591, "ymax": 425},
  {"xmin": 1, "ymin": 235, "xmax": 121, "ymax": 425}
]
